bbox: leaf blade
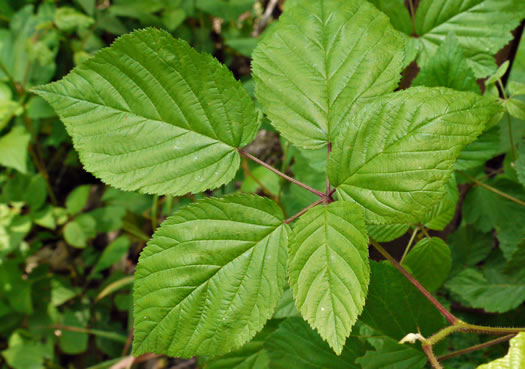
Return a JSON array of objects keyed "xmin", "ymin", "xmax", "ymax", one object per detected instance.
[
  {"xmin": 252, "ymin": 0, "xmax": 404, "ymax": 148},
  {"xmin": 288, "ymin": 201, "xmax": 370, "ymax": 354},
  {"xmin": 34, "ymin": 28, "xmax": 258, "ymax": 196},
  {"xmin": 133, "ymin": 195, "xmax": 289, "ymax": 358},
  {"xmin": 329, "ymin": 87, "xmax": 502, "ymax": 224}
]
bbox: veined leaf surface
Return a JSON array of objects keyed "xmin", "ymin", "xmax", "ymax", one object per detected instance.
[
  {"xmin": 328, "ymin": 87, "xmax": 502, "ymax": 224},
  {"xmin": 415, "ymin": 0, "xmax": 525, "ymax": 77},
  {"xmin": 133, "ymin": 195, "xmax": 289, "ymax": 357},
  {"xmin": 34, "ymin": 28, "xmax": 258, "ymax": 196},
  {"xmin": 252, "ymin": 0, "xmax": 404, "ymax": 149},
  {"xmin": 288, "ymin": 201, "xmax": 370, "ymax": 354}
]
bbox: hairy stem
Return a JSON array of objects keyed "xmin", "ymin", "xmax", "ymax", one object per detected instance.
[
  {"xmin": 284, "ymin": 197, "xmax": 325, "ymax": 224},
  {"xmin": 369, "ymin": 239, "xmax": 459, "ymax": 325},
  {"xmin": 239, "ymin": 149, "xmax": 326, "ymax": 198},
  {"xmin": 438, "ymin": 335, "xmax": 515, "ymax": 362},
  {"xmin": 457, "ymin": 170, "xmax": 525, "ymax": 207},
  {"xmin": 462, "ymin": 322, "xmax": 525, "ymax": 336},
  {"xmin": 242, "ymin": 158, "xmax": 280, "ymax": 202},
  {"xmin": 422, "ymin": 344, "xmax": 443, "ymax": 369}
]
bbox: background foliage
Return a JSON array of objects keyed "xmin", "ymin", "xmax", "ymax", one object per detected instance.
[{"xmin": 0, "ymin": 0, "xmax": 524, "ymax": 368}]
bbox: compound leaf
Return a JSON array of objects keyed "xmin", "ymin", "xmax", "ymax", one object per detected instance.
[
  {"xmin": 414, "ymin": 0, "xmax": 525, "ymax": 77},
  {"xmin": 34, "ymin": 28, "xmax": 258, "ymax": 196},
  {"xmin": 329, "ymin": 87, "xmax": 502, "ymax": 224},
  {"xmin": 133, "ymin": 195, "xmax": 289, "ymax": 358},
  {"xmin": 288, "ymin": 201, "xmax": 370, "ymax": 354},
  {"xmin": 252, "ymin": 0, "xmax": 404, "ymax": 149}
]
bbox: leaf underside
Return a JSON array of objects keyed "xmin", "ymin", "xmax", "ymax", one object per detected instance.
[
  {"xmin": 133, "ymin": 195, "xmax": 289, "ymax": 358},
  {"xmin": 288, "ymin": 201, "xmax": 370, "ymax": 354},
  {"xmin": 329, "ymin": 87, "xmax": 502, "ymax": 224},
  {"xmin": 34, "ymin": 28, "xmax": 258, "ymax": 196},
  {"xmin": 252, "ymin": 0, "xmax": 404, "ymax": 149}
]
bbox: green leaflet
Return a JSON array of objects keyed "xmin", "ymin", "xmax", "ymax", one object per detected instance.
[
  {"xmin": 463, "ymin": 178, "xmax": 525, "ymax": 260},
  {"xmin": 287, "ymin": 202, "xmax": 370, "ymax": 355},
  {"xmin": 477, "ymin": 333, "xmax": 525, "ymax": 369},
  {"xmin": 252, "ymin": 0, "xmax": 404, "ymax": 149},
  {"xmin": 329, "ymin": 87, "xmax": 502, "ymax": 224},
  {"xmin": 448, "ymin": 225, "xmax": 494, "ymax": 277},
  {"xmin": 446, "ymin": 267, "xmax": 525, "ymax": 313},
  {"xmin": 133, "ymin": 195, "xmax": 289, "ymax": 358},
  {"xmin": 414, "ymin": 0, "xmax": 525, "ymax": 77},
  {"xmin": 265, "ymin": 318, "xmax": 368, "ymax": 369},
  {"xmin": 412, "ymin": 33, "xmax": 480, "ymax": 94},
  {"xmin": 456, "ymin": 126, "xmax": 502, "ymax": 171},
  {"xmin": 33, "ymin": 28, "xmax": 259, "ymax": 196},
  {"xmin": 367, "ymin": 0, "xmax": 412, "ymax": 36},
  {"xmin": 356, "ymin": 337, "xmax": 427, "ymax": 369},
  {"xmin": 0, "ymin": 126, "xmax": 30, "ymax": 174},
  {"xmin": 288, "ymin": 201, "xmax": 370, "ymax": 354},
  {"xmin": 402, "ymin": 237, "xmax": 451, "ymax": 292},
  {"xmin": 360, "ymin": 262, "xmax": 445, "ymax": 341}
]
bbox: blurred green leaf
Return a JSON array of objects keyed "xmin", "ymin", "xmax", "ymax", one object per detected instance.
[
  {"xmin": 0, "ymin": 126, "xmax": 30, "ymax": 173},
  {"xmin": 63, "ymin": 213, "xmax": 96, "ymax": 248},
  {"xmin": 92, "ymin": 236, "xmax": 131, "ymax": 275},
  {"xmin": 2, "ymin": 331, "xmax": 53, "ymax": 369},
  {"xmin": 65, "ymin": 185, "xmax": 90, "ymax": 215},
  {"xmin": 59, "ymin": 309, "xmax": 89, "ymax": 354}
]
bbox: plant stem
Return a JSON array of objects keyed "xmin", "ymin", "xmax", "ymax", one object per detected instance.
[
  {"xmin": 427, "ymin": 321, "xmax": 525, "ymax": 346},
  {"xmin": 400, "ymin": 226, "xmax": 419, "ymax": 263},
  {"xmin": 369, "ymin": 238, "xmax": 459, "ymax": 325},
  {"xmin": 22, "ymin": 115, "xmax": 57, "ymax": 205},
  {"xmin": 239, "ymin": 149, "xmax": 326, "ymax": 198},
  {"xmin": 422, "ymin": 344, "xmax": 443, "ymax": 369},
  {"xmin": 497, "ymin": 79, "xmax": 508, "ymax": 100},
  {"xmin": 408, "ymin": 0, "xmax": 417, "ymax": 35},
  {"xmin": 506, "ymin": 112, "xmax": 517, "ymax": 162},
  {"xmin": 421, "ymin": 226, "xmax": 431, "ymax": 240},
  {"xmin": 284, "ymin": 198, "xmax": 324, "ymax": 224},
  {"xmin": 438, "ymin": 335, "xmax": 515, "ymax": 362},
  {"xmin": 462, "ymin": 322, "xmax": 525, "ymax": 335},
  {"xmin": 457, "ymin": 171, "xmax": 525, "ymax": 207},
  {"xmin": 152, "ymin": 195, "xmax": 159, "ymax": 230},
  {"xmin": 326, "ymin": 142, "xmax": 332, "ymax": 196},
  {"xmin": 242, "ymin": 158, "xmax": 280, "ymax": 203}
]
